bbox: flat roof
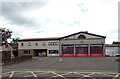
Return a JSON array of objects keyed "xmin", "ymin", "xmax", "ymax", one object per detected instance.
[
  {"xmin": 105, "ymin": 44, "xmax": 120, "ymax": 47},
  {"xmin": 19, "ymin": 37, "xmax": 61, "ymax": 41}
]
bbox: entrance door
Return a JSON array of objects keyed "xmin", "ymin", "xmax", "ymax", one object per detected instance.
[
  {"xmin": 75, "ymin": 45, "xmax": 88, "ymax": 57},
  {"xmin": 34, "ymin": 49, "xmax": 47, "ymax": 57}
]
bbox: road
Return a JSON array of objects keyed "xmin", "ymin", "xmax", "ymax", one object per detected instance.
[{"xmin": 2, "ymin": 57, "xmax": 120, "ymax": 79}]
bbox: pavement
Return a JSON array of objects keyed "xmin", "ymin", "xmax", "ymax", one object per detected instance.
[{"xmin": 2, "ymin": 57, "xmax": 120, "ymax": 79}]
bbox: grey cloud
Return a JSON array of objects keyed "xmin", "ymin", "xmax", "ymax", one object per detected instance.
[{"xmin": 1, "ymin": 2, "xmax": 48, "ymax": 26}]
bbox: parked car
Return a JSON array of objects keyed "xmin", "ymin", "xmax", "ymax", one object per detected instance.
[
  {"xmin": 105, "ymin": 54, "xmax": 110, "ymax": 57},
  {"xmin": 116, "ymin": 54, "xmax": 120, "ymax": 57}
]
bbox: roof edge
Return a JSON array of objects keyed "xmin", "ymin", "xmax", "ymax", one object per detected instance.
[
  {"xmin": 18, "ymin": 37, "xmax": 61, "ymax": 41},
  {"xmin": 60, "ymin": 31, "xmax": 106, "ymax": 39}
]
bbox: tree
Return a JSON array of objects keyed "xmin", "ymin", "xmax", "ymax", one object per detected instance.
[
  {"xmin": 0, "ymin": 28, "xmax": 12, "ymax": 45},
  {"xmin": 112, "ymin": 41, "xmax": 120, "ymax": 44},
  {"xmin": 11, "ymin": 37, "xmax": 20, "ymax": 43}
]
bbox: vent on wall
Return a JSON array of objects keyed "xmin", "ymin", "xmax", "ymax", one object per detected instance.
[{"xmin": 78, "ymin": 35, "xmax": 86, "ymax": 39}]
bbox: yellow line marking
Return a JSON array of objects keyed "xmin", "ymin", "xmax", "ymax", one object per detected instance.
[
  {"xmin": 10, "ymin": 71, "xmax": 31, "ymax": 76},
  {"xmin": 24, "ymin": 71, "xmax": 54, "ymax": 77},
  {"xmin": 2, "ymin": 71, "xmax": 12, "ymax": 74},
  {"xmin": 115, "ymin": 73, "xmax": 120, "ymax": 77},
  {"xmin": 35, "ymin": 71, "xmax": 54, "ymax": 75},
  {"xmin": 46, "ymin": 72, "xmax": 68, "ymax": 79},
  {"xmin": 9, "ymin": 71, "xmax": 14, "ymax": 78},
  {"xmin": 61, "ymin": 72, "xmax": 79, "ymax": 75},
  {"xmin": 79, "ymin": 72, "xmax": 118, "ymax": 74},
  {"xmin": 71, "ymin": 72, "xmax": 96, "ymax": 79},
  {"xmin": 2, "ymin": 71, "xmax": 120, "ymax": 78},
  {"xmin": 24, "ymin": 75, "xmax": 35, "ymax": 77},
  {"xmin": 112, "ymin": 73, "xmax": 120, "ymax": 79},
  {"xmin": 23, "ymin": 71, "xmax": 54, "ymax": 77},
  {"xmin": 2, "ymin": 74, "xmax": 11, "ymax": 77},
  {"xmin": 79, "ymin": 72, "xmax": 97, "ymax": 79},
  {"xmin": 14, "ymin": 71, "xmax": 32, "ymax": 72},
  {"xmin": 24, "ymin": 71, "xmax": 63, "ymax": 78},
  {"xmin": 31, "ymin": 71, "xmax": 53, "ymax": 72},
  {"xmin": 31, "ymin": 71, "xmax": 37, "ymax": 78},
  {"xmin": 12, "ymin": 71, "xmax": 53, "ymax": 72},
  {"xmin": 98, "ymin": 73, "xmax": 115, "ymax": 77}
]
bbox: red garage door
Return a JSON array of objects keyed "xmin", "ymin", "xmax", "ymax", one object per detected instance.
[
  {"xmin": 75, "ymin": 44, "xmax": 88, "ymax": 57},
  {"xmin": 62, "ymin": 44, "xmax": 104, "ymax": 57},
  {"xmin": 62, "ymin": 45, "xmax": 74, "ymax": 57},
  {"xmin": 90, "ymin": 45, "xmax": 103, "ymax": 57}
]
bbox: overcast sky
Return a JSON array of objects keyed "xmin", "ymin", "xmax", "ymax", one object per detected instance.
[{"xmin": 0, "ymin": 0, "xmax": 119, "ymax": 44}]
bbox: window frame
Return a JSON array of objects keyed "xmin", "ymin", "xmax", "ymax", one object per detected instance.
[
  {"xmin": 43, "ymin": 42, "xmax": 46, "ymax": 46},
  {"xmin": 35, "ymin": 42, "xmax": 38, "ymax": 46},
  {"xmin": 48, "ymin": 42, "xmax": 59, "ymax": 46},
  {"xmin": 28, "ymin": 42, "xmax": 31, "ymax": 46},
  {"xmin": 21, "ymin": 43, "xmax": 24, "ymax": 46},
  {"xmin": 49, "ymin": 50, "xmax": 59, "ymax": 54},
  {"xmin": 21, "ymin": 50, "xmax": 30, "ymax": 54}
]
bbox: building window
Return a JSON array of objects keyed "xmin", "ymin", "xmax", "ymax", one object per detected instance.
[
  {"xmin": 21, "ymin": 43, "xmax": 24, "ymax": 46},
  {"xmin": 78, "ymin": 35, "xmax": 86, "ymax": 39},
  {"xmin": 49, "ymin": 50, "xmax": 58, "ymax": 54},
  {"xmin": 21, "ymin": 50, "xmax": 30, "ymax": 54},
  {"xmin": 28, "ymin": 42, "xmax": 31, "ymax": 46},
  {"xmin": 43, "ymin": 42, "xmax": 46, "ymax": 46},
  {"xmin": 48, "ymin": 42, "xmax": 59, "ymax": 46},
  {"xmin": 35, "ymin": 42, "xmax": 38, "ymax": 46}
]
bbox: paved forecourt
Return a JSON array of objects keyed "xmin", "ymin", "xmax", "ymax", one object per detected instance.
[{"xmin": 2, "ymin": 57, "xmax": 120, "ymax": 79}]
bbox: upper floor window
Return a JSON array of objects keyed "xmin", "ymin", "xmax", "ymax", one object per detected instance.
[
  {"xmin": 21, "ymin": 43, "xmax": 24, "ymax": 46},
  {"xmin": 48, "ymin": 42, "xmax": 59, "ymax": 46},
  {"xmin": 28, "ymin": 42, "xmax": 31, "ymax": 46},
  {"xmin": 35, "ymin": 42, "xmax": 38, "ymax": 46},
  {"xmin": 78, "ymin": 35, "xmax": 86, "ymax": 39},
  {"xmin": 43, "ymin": 42, "xmax": 46, "ymax": 46}
]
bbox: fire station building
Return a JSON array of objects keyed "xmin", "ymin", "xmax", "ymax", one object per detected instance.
[{"xmin": 18, "ymin": 31, "xmax": 106, "ymax": 57}]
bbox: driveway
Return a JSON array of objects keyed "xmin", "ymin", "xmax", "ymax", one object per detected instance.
[
  {"xmin": 2, "ymin": 57, "xmax": 120, "ymax": 79},
  {"xmin": 3, "ymin": 57, "xmax": 119, "ymax": 73}
]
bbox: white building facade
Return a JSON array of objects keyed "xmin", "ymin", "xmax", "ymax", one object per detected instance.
[{"xmin": 18, "ymin": 31, "xmax": 106, "ymax": 57}]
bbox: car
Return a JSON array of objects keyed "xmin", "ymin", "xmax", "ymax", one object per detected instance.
[
  {"xmin": 116, "ymin": 54, "xmax": 120, "ymax": 57},
  {"xmin": 105, "ymin": 54, "xmax": 110, "ymax": 57}
]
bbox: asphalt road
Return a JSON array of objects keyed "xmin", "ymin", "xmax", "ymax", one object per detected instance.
[{"xmin": 2, "ymin": 57, "xmax": 120, "ymax": 79}]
